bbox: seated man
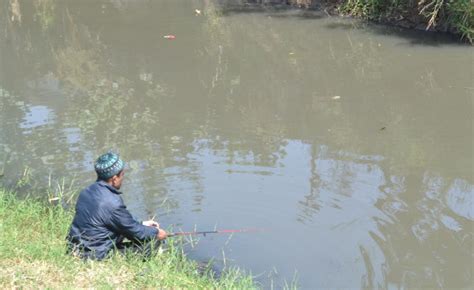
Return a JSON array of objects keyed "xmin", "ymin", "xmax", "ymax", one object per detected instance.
[{"xmin": 67, "ymin": 152, "xmax": 167, "ymax": 260}]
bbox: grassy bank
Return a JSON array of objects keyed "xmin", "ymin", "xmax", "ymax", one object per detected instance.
[
  {"xmin": 324, "ymin": 0, "xmax": 474, "ymax": 42},
  {"xmin": 336, "ymin": 0, "xmax": 474, "ymax": 43},
  {"xmin": 0, "ymin": 188, "xmax": 256, "ymax": 288},
  {"xmin": 284, "ymin": 0, "xmax": 474, "ymax": 42}
]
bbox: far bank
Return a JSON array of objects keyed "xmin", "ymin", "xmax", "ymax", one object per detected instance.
[{"xmin": 239, "ymin": 0, "xmax": 473, "ymax": 42}]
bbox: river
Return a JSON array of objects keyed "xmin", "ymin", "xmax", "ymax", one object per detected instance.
[{"xmin": 0, "ymin": 0, "xmax": 472, "ymax": 288}]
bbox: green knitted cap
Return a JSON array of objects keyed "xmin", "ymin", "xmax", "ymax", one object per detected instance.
[{"xmin": 94, "ymin": 151, "xmax": 125, "ymax": 180}]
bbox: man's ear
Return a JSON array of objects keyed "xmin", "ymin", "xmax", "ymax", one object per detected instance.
[{"xmin": 110, "ymin": 175, "xmax": 117, "ymax": 183}]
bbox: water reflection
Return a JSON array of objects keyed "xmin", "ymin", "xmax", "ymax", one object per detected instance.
[
  {"xmin": 293, "ymin": 143, "xmax": 473, "ymax": 288},
  {"xmin": 446, "ymin": 179, "xmax": 474, "ymax": 221},
  {"xmin": 0, "ymin": 0, "xmax": 472, "ymax": 288}
]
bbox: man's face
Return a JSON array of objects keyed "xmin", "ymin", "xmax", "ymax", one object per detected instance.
[{"xmin": 111, "ymin": 170, "xmax": 125, "ymax": 189}]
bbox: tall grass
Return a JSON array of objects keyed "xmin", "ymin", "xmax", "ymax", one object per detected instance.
[
  {"xmin": 335, "ymin": 0, "xmax": 474, "ymax": 42},
  {"xmin": 445, "ymin": 0, "xmax": 474, "ymax": 42},
  {"xmin": 0, "ymin": 188, "xmax": 256, "ymax": 288}
]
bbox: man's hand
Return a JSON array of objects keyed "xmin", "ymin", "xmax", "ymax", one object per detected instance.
[
  {"xmin": 157, "ymin": 228, "xmax": 168, "ymax": 240},
  {"xmin": 142, "ymin": 220, "xmax": 159, "ymax": 228},
  {"xmin": 142, "ymin": 220, "xmax": 167, "ymax": 240}
]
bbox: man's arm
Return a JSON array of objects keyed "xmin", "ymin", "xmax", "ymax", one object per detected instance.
[
  {"xmin": 142, "ymin": 220, "xmax": 159, "ymax": 228},
  {"xmin": 143, "ymin": 220, "xmax": 168, "ymax": 240},
  {"xmin": 109, "ymin": 204, "xmax": 162, "ymax": 241}
]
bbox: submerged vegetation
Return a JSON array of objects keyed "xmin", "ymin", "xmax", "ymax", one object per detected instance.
[{"xmin": 0, "ymin": 188, "xmax": 256, "ymax": 288}]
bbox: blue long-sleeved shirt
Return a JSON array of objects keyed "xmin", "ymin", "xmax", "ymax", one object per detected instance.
[{"xmin": 67, "ymin": 181, "xmax": 158, "ymax": 260}]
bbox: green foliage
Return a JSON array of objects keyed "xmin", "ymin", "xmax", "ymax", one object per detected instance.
[
  {"xmin": 339, "ymin": 0, "xmax": 413, "ymax": 20},
  {"xmin": 338, "ymin": 0, "xmax": 473, "ymax": 42},
  {"xmin": 339, "ymin": 0, "xmax": 385, "ymax": 19},
  {"xmin": 446, "ymin": 0, "xmax": 474, "ymax": 42},
  {"xmin": 15, "ymin": 167, "xmax": 32, "ymax": 188},
  {"xmin": 0, "ymin": 189, "xmax": 257, "ymax": 288}
]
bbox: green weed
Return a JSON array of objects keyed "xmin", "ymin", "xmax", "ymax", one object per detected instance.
[{"xmin": 336, "ymin": 0, "xmax": 473, "ymax": 42}]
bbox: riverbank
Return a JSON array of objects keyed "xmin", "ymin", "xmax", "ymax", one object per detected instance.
[
  {"xmin": 0, "ymin": 188, "xmax": 256, "ymax": 288},
  {"xmin": 285, "ymin": 0, "xmax": 473, "ymax": 42}
]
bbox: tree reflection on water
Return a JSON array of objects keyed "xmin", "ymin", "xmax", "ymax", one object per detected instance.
[{"xmin": 0, "ymin": 1, "xmax": 472, "ymax": 288}]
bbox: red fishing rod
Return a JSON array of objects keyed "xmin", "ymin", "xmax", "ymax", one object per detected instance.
[{"xmin": 168, "ymin": 228, "xmax": 262, "ymax": 237}]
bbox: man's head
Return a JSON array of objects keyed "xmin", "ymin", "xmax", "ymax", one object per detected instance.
[{"xmin": 94, "ymin": 152, "xmax": 125, "ymax": 189}]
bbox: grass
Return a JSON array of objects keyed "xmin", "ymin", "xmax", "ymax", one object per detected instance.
[
  {"xmin": 445, "ymin": 0, "xmax": 474, "ymax": 42},
  {"xmin": 333, "ymin": 0, "xmax": 474, "ymax": 42},
  {"xmin": 0, "ymin": 187, "xmax": 257, "ymax": 288}
]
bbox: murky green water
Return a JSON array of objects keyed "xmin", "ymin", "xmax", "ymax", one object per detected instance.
[{"xmin": 1, "ymin": 0, "xmax": 473, "ymax": 288}]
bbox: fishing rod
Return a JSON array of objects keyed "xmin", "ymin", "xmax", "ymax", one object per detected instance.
[{"xmin": 168, "ymin": 228, "xmax": 262, "ymax": 237}]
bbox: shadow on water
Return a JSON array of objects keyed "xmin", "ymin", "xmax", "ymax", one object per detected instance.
[
  {"xmin": 324, "ymin": 21, "xmax": 468, "ymax": 47},
  {"xmin": 217, "ymin": 2, "xmax": 324, "ymax": 20}
]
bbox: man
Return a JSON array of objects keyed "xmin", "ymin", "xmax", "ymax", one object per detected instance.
[{"xmin": 67, "ymin": 151, "xmax": 167, "ymax": 260}]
